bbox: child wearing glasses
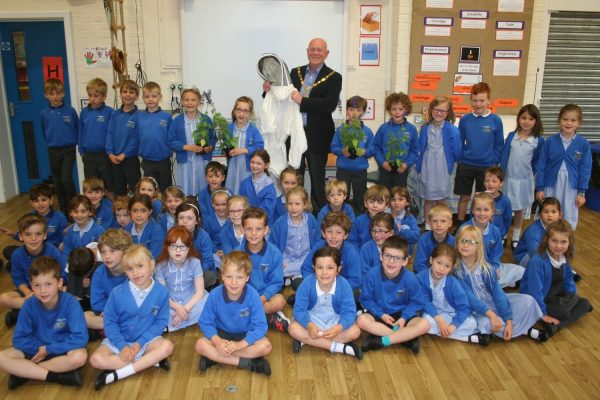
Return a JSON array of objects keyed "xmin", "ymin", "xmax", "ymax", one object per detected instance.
[
  {"xmin": 416, "ymin": 96, "xmax": 461, "ymax": 228},
  {"xmin": 454, "ymin": 225, "xmax": 547, "ymax": 343},
  {"xmin": 155, "ymin": 226, "xmax": 208, "ymax": 332},
  {"xmin": 360, "ymin": 212, "xmax": 395, "ymax": 277},
  {"xmin": 357, "ymin": 236, "xmax": 430, "ymax": 354}
]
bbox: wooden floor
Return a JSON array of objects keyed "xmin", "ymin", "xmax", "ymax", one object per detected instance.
[{"xmin": 0, "ymin": 195, "xmax": 599, "ymax": 399}]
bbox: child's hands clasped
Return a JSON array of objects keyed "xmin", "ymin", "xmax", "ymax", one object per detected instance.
[
  {"xmin": 31, "ymin": 345, "xmax": 48, "ymax": 363},
  {"xmin": 503, "ymin": 320, "xmax": 513, "ymax": 341},
  {"xmin": 321, "ymin": 324, "xmax": 343, "ymax": 340},
  {"xmin": 120, "ymin": 342, "xmax": 141, "ymax": 362},
  {"xmin": 435, "ymin": 316, "xmax": 456, "ymax": 338},
  {"xmin": 172, "ymin": 303, "xmax": 190, "ymax": 327}
]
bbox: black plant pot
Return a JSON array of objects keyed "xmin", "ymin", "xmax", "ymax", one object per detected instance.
[
  {"xmin": 222, "ymin": 147, "xmax": 234, "ymax": 158},
  {"xmin": 388, "ymin": 161, "xmax": 398, "ymax": 173},
  {"xmin": 348, "ymin": 147, "xmax": 358, "ymax": 160}
]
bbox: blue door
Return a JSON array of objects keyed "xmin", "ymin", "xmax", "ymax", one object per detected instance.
[{"xmin": 0, "ymin": 21, "xmax": 75, "ymax": 193}]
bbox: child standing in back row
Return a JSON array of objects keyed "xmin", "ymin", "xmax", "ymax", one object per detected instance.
[{"xmin": 535, "ymin": 104, "xmax": 592, "ymax": 229}]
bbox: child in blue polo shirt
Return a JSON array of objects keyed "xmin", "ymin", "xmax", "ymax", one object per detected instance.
[
  {"xmin": 90, "ymin": 245, "xmax": 173, "ymax": 390},
  {"xmin": 198, "ymin": 161, "xmax": 228, "ymax": 213},
  {"xmin": 454, "ymin": 82, "xmax": 504, "ymax": 227},
  {"xmin": 238, "ymin": 208, "xmax": 289, "ymax": 332},
  {"xmin": 0, "ymin": 215, "xmax": 65, "ymax": 327},
  {"xmin": 289, "ymin": 246, "xmax": 362, "ymax": 359},
  {"xmin": 0, "ymin": 257, "xmax": 87, "ymax": 389},
  {"xmin": 83, "ymin": 177, "xmax": 115, "ymax": 229},
  {"xmin": 138, "ymin": 82, "xmax": 173, "ymax": 191},
  {"xmin": 106, "ymin": 80, "xmax": 140, "ymax": 196},
  {"xmin": 195, "ymin": 251, "xmax": 272, "ymax": 375},
  {"xmin": 79, "ymin": 78, "xmax": 114, "ymax": 195},
  {"xmin": 413, "ymin": 204, "xmax": 455, "ymax": 274},
  {"xmin": 330, "ymin": 95, "xmax": 375, "ymax": 214},
  {"xmin": 61, "ymin": 195, "xmax": 105, "ymax": 265},
  {"xmin": 484, "ymin": 167, "xmax": 513, "ymax": 243},
  {"xmin": 40, "ymin": 78, "xmax": 79, "ymax": 213},
  {"xmin": 358, "ymin": 236, "xmax": 430, "ymax": 354}
]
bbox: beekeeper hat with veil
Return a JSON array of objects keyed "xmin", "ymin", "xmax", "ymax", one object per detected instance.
[{"xmin": 257, "ymin": 53, "xmax": 306, "ymax": 180}]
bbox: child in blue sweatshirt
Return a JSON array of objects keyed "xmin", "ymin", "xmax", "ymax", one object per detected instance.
[
  {"xmin": 85, "ymin": 229, "xmax": 132, "ymax": 332},
  {"xmin": 79, "ymin": 78, "xmax": 114, "ymax": 194},
  {"xmin": 413, "ymin": 204, "xmax": 455, "ymax": 274},
  {"xmin": 238, "ymin": 208, "xmax": 289, "ymax": 332},
  {"xmin": 220, "ymin": 195, "xmax": 249, "ymax": 256},
  {"xmin": 138, "ymin": 82, "xmax": 173, "ymax": 191},
  {"xmin": 0, "ymin": 257, "xmax": 88, "ymax": 389},
  {"xmin": 239, "ymin": 150, "xmax": 276, "ymax": 223},
  {"xmin": 90, "ymin": 245, "xmax": 173, "ymax": 390},
  {"xmin": 348, "ymin": 184, "xmax": 390, "ymax": 249},
  {"xmin": 198, "ymin": 161, "xmax": 229, "ymax": 214},
  {"xmin": 203, "ymin": 189, "xmax": 230, "ymax": 261},
  {"xmin": 83, "ymin": 177, "xmax": 115, "ymax": 229},
  {"xmin": 360, "ymin": 213, "xmax": 395, "ymax": 277},
  {"xmin": 269, "ymin": 187, "xmax": 320, "ymax": 284},
  {"xmin": 273, "ymin": 166, "xmax": 301, "ymax": 223},
  {"xmin": 62, "ymin": 195, "xmax": 105, "ymax": 266},
  {"xmin": 330, "ymin": 96, "xmax": 375, "ymax": 214},
  {"xmin": 535, "ymin": 104, "xmax": 592, "ymax": 229},
  {"xmin": 195, "ymin": 251, "xmax": 272, "ymax": 375},
  {"xmin": 317, "ymin": 179, "xmax": 356, "ymax": 226},
  {"xmin": 520, "ymin": 220, "xmax": 592, "ymax": 338},
  {"xmin": 106, "ymin": 80, "xmax": 140, "ymax": 196},
  {"xmin": 40, "ymin": 78, "xmax": 79, "ymax": 213},
  {"xmin": 455, "ymin": 82, "xmax": 504, "ymax": 226},
  {"xmin": 372, "ymin": 92, "xmax": 419, "ymax": 190},
  {"xmin": 135, "ymin": 176, "xmax": 163, "ymax": 220},
  {"xmin": 289, "ymin": 246, "xmax": 362, "ymax": 359},
  {"xmin": 124, "ymin": 194, "xmax": 165, "ymax": 259},
  {"xmin": 0, "ymin": 215, "xmax": 65, "ymax": 327},
  {"xmin": 484, "ymin": 167, "xmax": 513, "ymax": 243},
  {"xmin": 390, "ymin": 186, "xmax": 419, "ymax": 254}
]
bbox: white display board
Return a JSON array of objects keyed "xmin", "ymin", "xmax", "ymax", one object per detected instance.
[{"xmin": 180, "ymin": 0, "xmax": 345, "ymax": 113}]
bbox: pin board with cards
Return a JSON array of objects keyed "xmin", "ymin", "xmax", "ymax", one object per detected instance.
[{"xmin": 408, "ymin": 0, "xmax": 534, "ymax": 115}]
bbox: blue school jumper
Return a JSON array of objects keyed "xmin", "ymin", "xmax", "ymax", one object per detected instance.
[
  {"xmin": 347, "ymin": 213, "xmax": 372, "ymax": 249},
  {"xmin": 360, "ymin": 240, "xmax": 380, "ymax": 278},
  {"xmin": 198, "ymin": 187, "xmax": 231, "ymax": 215},
  {"xmin": 300, "ymin": 240, "xmax": 362, "ymax": 290},
  {"xmin": 416, "ymin": 270, "xmax": 471, "ymax": 327},
  {"xmin": 269, "ymin": 212, "xmax": 320, "ymax": 253},
  {"xmin": 464, "ymin": 220, "xmax": 502, "ymax": 269},
  {"xmin": 11, "ymin": 243, "xmax": 65, "ymax": 289},
  {"xmin": 158, "ymin": 212, "xmax": 176, "ymax": 232},
  {"xmin": 330, "ymin": 123, "xmax": 375, "ymax": 172},
  {"xmin": 500, "ymin": 131, "xmax": 544, "ymax": 173},
  {"xmin": 458, "ymin": 112, "xmax": 504, "ymax": 167},
  {"xmin": 78, "ymin": 103, "xmax": 113, "ymax": 153},
  {"xmin": 273, "ymin": 195, "xmax": 287, "ymax": 223},
  {"xmin": 103, "ymin": 280, "xmax": 169, "ymax": 350},
  {"xmin": 61, "ymin": 220, "xmax": 105, "ymax": 264},
  {"xmin": 513, "ymin": 220, "xmax": 545, "ymax": 265},
  {"xmin": 90, "ymin": 264, "xmax": 128, "ymax": 312},
  {"xmin": 492, "ymin": 192, "xmax": 513, "ymax": 238},
  {"xmin": 413, "ymin": 231, "xmax": 455, "ymax": 274},
  {"xmin": 226, "ymin": 121, "xmax": 264, "ymax": 171},
  {"xmin": 316, "ymin": 203, "xmax": 356, "ymax": 226},
  {"xmin": 372, "ymin": 120, "xmax": 419, "ymax": 169},
  {"xmin": 359, "ymin": 265, "xmax": 425, "ymax": 320},
  {"xmin": 193, "ymin": 227, "xmax": 215, "ymax": 272},
  {"xmin": 199, "ymin": 284, "xmax": 267, "ymax": 344},
  {"xmin": 105, "ymin": 106, "xmax": 139, "ymax": 158},
  {"xmin": 395, "ymin": 212, "xmax": 419, "ymax": 254},
  {"xmin": 95, "ymin": 197, "xmax": 115, "ymax": 228},
  {"xmin": 27, "ymin": 209, "xmax": 68, "ymax": 248},
  {"xmin": 238, "ymin": 240, "xmax": 283, "ymax": 301},
  {"xmin": 40, "ymin": 103, "xmax": 79, "ymax": 147},
  {"xmin": 535, "ymin": 133, "xmax": 592, "ymax": 193},
  {"xmin": 137, "ymin": 108, "xmax": 172, "ymax": 161},
  {"xmin": 219, "ymin": 221, "xmax": 242, "ymax": 256},
  {"xmin": 239, "ymin": 176, "xmax": 276, "ymax": 223},
  {"xmin": 13, "ymin": 292, "xmax": 88, "ymax": 356},
  {"xmin": 125, "ymin": 220, "xmax": 165, "ymax": 259},
  {"xmin": 150, "ymin": 199, "xmax": 163, "ymax": 221},
  {"xmin": 416, "ymin": 120, "xmax": 462, "ymax": 173},
  {"xmin": 453, "ymin": 264, "xmax": 512, "ymax": 321},
  {"xmin": 294, "ymin": 274, "xmax": 356, "ymax": 330},
  {"xmin": 519, "ymin": 252, "xmax": 576, "ymax": 314},
  {"xmin": 202, "ymin": 208, "xmax": 226, "ymax": 251},
  {"xmin": 168, "ymin": 112, "xmax": 216, "ymax": 163}
]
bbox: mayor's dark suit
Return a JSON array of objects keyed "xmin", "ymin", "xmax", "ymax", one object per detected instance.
[{"xmin": 290, "ymin": 63, "xmax": 342, "ymax": 211}]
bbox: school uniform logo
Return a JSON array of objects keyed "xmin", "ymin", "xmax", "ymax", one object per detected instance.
[
  {"xmin": 54, "ymin": 318, "xmax": 67, "ymax": 330},
  {"xmin": 151, "ymin": 306, "xmax": 160, "ymax": 316},
  {"xmin": 63, "ymin": 116, "xmax": 72, "ymax": 124},
  {"xmin": 239, "ymin": 308, "xmax": 250, "ymax": 318},
  {"xmin": 482, "ymin": 126, "xmax": 492, "ymax": 134},
  {"xmin": 127, "ymin": 120, "xmax": 136, "ymax": 128},
  {"xmin": 396, "ymin": 289, "xmax": 406, "ymax": 298},
  {"xmin": 260, "ymin": 264, "xmax": 269, "ymax": 272},
  {"xmin": 495, "ymin": 210, "xmax": 503, "ymax": 216},
  {"xmin": 97, "ymin": 115, "xmax": 106, "ymax": 123},
  {"xmin": 159, "ymin": 119, "xmax": 168, "ymax": 127},
  {"xmin": 96, "ymin": 217, "xmax": 104, "ymax": 225},
  {"xmin": 47, "ymin": 225, "xmax": 56, "ymax": 233},
  {"xmin": 574, "ymin": 151, "xmax": 583, "ymax": 160}
]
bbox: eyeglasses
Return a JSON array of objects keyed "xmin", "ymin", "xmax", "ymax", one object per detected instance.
[
  {"xmin": 432, "ymin": 108, "xmax": 449, "ymax": 114},
  {"xmin": 229, "ymin": 209, "xmax": 245, "ymax": 214},
  {"xmin": 169, "ymin": 244, "xmax": 189, "ymax": 251},
  {"xmin": 370, "ymin": 229, "xmax": 390, "ymax": 235},
  {"xmin": 235, "ymin": 108, "xmax": 250, "ymax": 114},
  {"xmin": 382, "ymin": 253, "xmax": 406, "ymax": 263},
  {"xmin": 459, "ymin": 239, "xmax": 478, "ymax": 246}
]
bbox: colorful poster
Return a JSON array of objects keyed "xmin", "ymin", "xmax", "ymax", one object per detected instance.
[
  {"xmin": 360, "ymin": 5, "xmax": 381, "ymax": 36},
  {"xmin": 83, "ymin": 47, "xmax": 112, "ymax": 68}
]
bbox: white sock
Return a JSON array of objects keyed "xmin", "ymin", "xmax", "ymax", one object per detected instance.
[
  {"xmin": 330, "ymin": 341, "xmax": 356, "ymax": 356},
  {"xmin": 528, "ymin": 328, "xmax": 540, "ymax": 340},
  {"xmin": 113, "ymin": 363, "xmax": 136, "ymax": 382},
  {"xmin": 467, "ymin": 334, "xmax": 479, "ymax": 343},
  {"xmin": 512, "ymin": 228, "xmax": 521, "ymax": 241}
]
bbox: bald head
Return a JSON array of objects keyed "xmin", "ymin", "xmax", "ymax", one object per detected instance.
[{"xmin": 306, "ymin": 38, "xmax": 329, "ymax": 70}]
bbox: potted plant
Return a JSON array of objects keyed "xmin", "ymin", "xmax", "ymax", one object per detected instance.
[
  {"xmin": 213, "ymin": 112, "xmax": 236, "ymax": 158},
  {"xmin": 191, "ymin": 116, "xmax": 212, "ymax": 154},
  {"xmin": 339, "ymin": 116, "xmax": 365, "ymax": 159},
  {"xmin": 385, "ymin": 129, "xmax": 409, "ymax": 172}
]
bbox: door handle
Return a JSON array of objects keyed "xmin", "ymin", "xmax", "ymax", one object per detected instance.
[{"xmin": 8, "ymin": 102, "xmax": 15, "ymax": 117}]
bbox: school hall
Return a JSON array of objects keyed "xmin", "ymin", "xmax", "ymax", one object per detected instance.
[{"xmin": 0, "ymin": 0, "xmax": 599, "ymax": 399}]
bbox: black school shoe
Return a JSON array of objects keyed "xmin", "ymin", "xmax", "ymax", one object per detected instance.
[
  {"xmin": 199, "ymin": 356, "xmax": 216, "ymax": 371},
  {"xmin": 361, "ymin": 334, "xmax": 383, "ymax": 352},
  {"xmin": 94, "ymin": 370, "xmax": 116, "ymax": 391},
  {"xmin": 249, "ymin": 357, "xmax": 271, "ymax": 376},
  {"xmin": 401, "ymin": 337, "xmax": 420, "ymax": 354},
  {"xmin": 158, "ymin": 358, "xmax": 170, "ymax": 371},
  {"xmin": 573, "ymin": 272, "xmax": 582, "ymax": 283},
  {"xmin": 4, "ymin": 309, "xmax": 19, "ymax": 327},
  {"xmin": 7, "ymin": 375, "xmax": 28, "ymax": 390},
  {"xmin": 292, "ymin": 339, "xmax": 302, "ymax": 353}
]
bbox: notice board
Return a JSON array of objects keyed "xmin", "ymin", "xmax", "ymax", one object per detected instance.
[{"xmin": 408, "ymin": 0, "xmax": 534, "ymax": 115}]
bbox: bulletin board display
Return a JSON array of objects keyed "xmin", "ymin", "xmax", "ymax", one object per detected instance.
[{"xmin": 408, "ymin": 0, "xmax": 534, "ymax": 115}]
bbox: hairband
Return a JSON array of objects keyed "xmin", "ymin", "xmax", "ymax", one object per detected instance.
[
  {"xmin": 165, "ymin": 185, "xmax": 184, "ymax": 193},
  {"xmin": 211, "ymin": 188, "xmax": 232, "ymax": 199},
  {"xmin": 142, "ymin": 176, "xmax": 159, "ymax": 189},
  {"xmin": 184, "ymin": 202, "xmax": 200, "ymax": 216}
]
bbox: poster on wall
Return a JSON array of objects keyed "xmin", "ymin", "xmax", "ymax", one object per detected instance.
[
  {"xmin": 360, "ymin": 5, "xmax": 381, "ymax": 36},
  {"xmin": 363, "ymin": 99, "xmax": 375, "ymax": 120},
  {"xmin": 83, "ymin": 47, "xmax": 112, "ymax": 68},
  {"xmin": 420, "ymin": 45, "xmax": 449, "ymax": 72},
  {"xmin": 453, "ymin": 73, "xmax": 482, "ymax": 94},
  {"xmin": 359, "ymin": 37, "xmax": 380, "ymax": 66}
]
